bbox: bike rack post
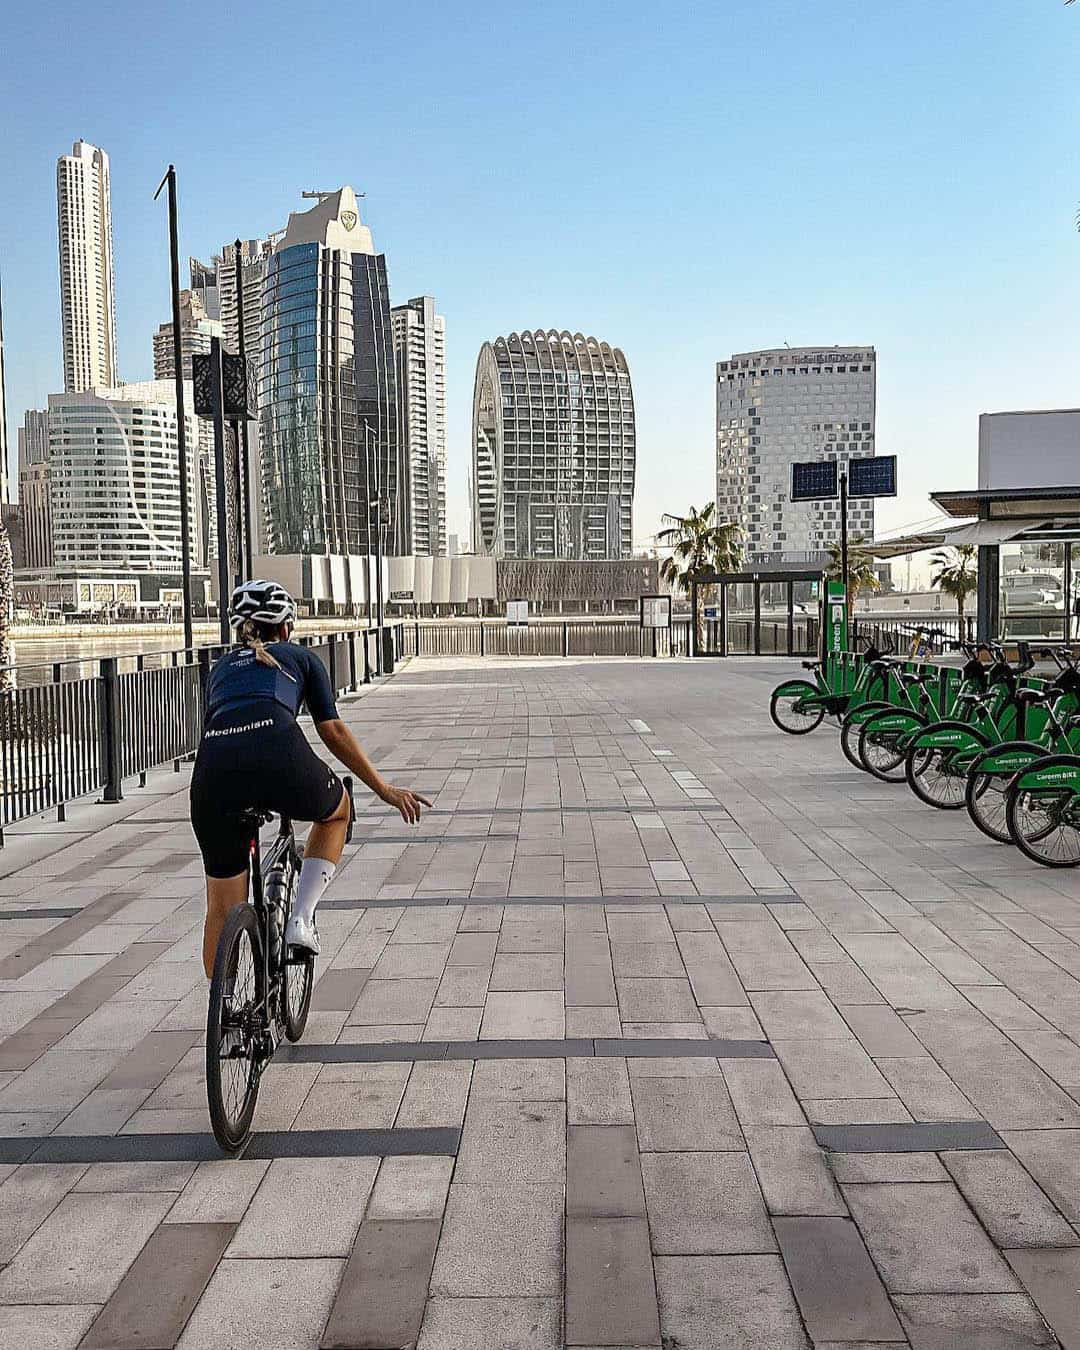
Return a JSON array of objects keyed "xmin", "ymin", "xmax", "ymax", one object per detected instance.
[{"xmin": 99, "ymin": 657, "xmax": 123, "ymax": 804}]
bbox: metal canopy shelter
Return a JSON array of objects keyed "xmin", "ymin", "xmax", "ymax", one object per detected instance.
[{"xmin": 690, "ymin": 569, "xmax": 823, "ymax": 657}]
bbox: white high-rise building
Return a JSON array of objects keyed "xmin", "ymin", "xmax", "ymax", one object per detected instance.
[
  {"xmin": 0, "ymin": 279, "xmax": 8, "ymax": 504},
  {"xmin": 392, "ymin": 296, "xmax": 447, "ymax": 556},
  {"xmin": 47, "ymin": 382, "xmax": 201, "ymax": 573},
  {"xmin": 17, "ymin": 410, "xmax": 51, "ymax": 570},
  {"xmin": 152, "ymin": 288, "xmax": 222, "ymax": 380},
  {"xmin": 716, "ymin": 345, "xmax": 877, "ymax": 563},
  {"xmin": 57, "ymin": 140, "xmax": 118, "ymax": 393}
]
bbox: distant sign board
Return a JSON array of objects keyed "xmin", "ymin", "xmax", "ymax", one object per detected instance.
[
  {"xmin": 506, "ymin": 599, "xmax": 529, "ymax": 626},
  {"xmin": 390, "ymin": 590, "xmax": 414, "ymax": 602},
  {"xmin": 848, "ymin": 454, "xmax": 897, "ymax": 498},
  {"xmin": 640, "ymin": 595, "xmax": 671, "ymax": 629},
  {"xmin": 791, "ymin": 460, "xmax": 839, "ymax": 502},
  {"xmin": 703, "ymin": 605, "xmax": 719, "ymax": 621}
]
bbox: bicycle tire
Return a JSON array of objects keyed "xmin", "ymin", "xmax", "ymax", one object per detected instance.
[
  {"xmin": 1005, "ymin": 762, "xmax": 1080, "ymax": 867},
  {"xmin": 770, "ymin": 683, "xmax": 825, "ymax": 735},
  {"xmin": 858, "ymin": 712, "xmax": 919, "ymax": 782},
  {"xmin": 966, "ymin": 770, "xmax": 1011, "ymax": 843},
  {"xmin": 905, "ymin": 744, "xmax": 974, "ymax": 810},
  {"xmin": 283, "ymin": 934, "xmax": 315, "ymax": 1044},
  {"xmin": 840, "ymin": 715, "xmax": 867, "ymax": 771},
  {"xmin": 206, "ymin": 904, "xmax": 265, "ymax": 1154}
]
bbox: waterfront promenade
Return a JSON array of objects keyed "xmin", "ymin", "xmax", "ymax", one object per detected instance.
[{"xmin": 1, "ymin": 653, "xmax": 1079, "ymax": 1347}]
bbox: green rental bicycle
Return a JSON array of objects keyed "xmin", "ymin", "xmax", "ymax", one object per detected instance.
[
  {"xmin": 1005, "ymin": 752, "xmax": 1080, "ymax": 867},
  {"xmin": 770, "ymin": 635, "xmax": 897, "ymax": 737},
  {"xmin": 903, "ymin": 642, "xmax": 1034, "ymax": 809},
  {"xmin": 965, "ymin": 650, "xmax": 1080, "ymax": 843}
]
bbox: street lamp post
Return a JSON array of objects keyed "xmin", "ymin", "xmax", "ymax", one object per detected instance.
[
  {"xmin": 209, "ymin": 336, "xmax": 231, "ymax": 645},
  {"xmin": 233, "ymin": 240, "xmax": 254, "ymax": 580},
  {"xmin": 153, "ymin": 166, "xmax": 194, "ymax": 650}
]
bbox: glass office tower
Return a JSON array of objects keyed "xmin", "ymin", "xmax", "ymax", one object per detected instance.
[{"xmin": 259, "ymin": 188, "xmax": 404, "ymax": 557}]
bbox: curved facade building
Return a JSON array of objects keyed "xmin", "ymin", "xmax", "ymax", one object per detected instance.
[
  {"xmin": 472, "ymin": 331, "xmax": 635, "ymax": 559},
  {"xmin": 259, "ymin": 188, "xmax": 403, "ymax": 557}
]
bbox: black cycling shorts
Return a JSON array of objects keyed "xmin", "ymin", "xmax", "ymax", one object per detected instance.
[{"xmin": 190, "ymin": 705, "xmax": 344, "ymax": 878}]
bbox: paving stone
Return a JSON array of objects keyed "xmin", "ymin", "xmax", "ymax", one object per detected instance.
[
  {"xmin": 322, "ymin": 1218, "xmax": 441, "ymax": 1350},
  {"xmin": 228, "ymin": 1157, "xmax": 379, "ymax": 1257},
  {"xmin": 0, "ymin": 1306, "xmax": 100, "ymax": 1350},
  {"xmin": 630, "ymin": 1074, "xmax": 743, "ymax": 1150},
  {"xmin": 371, "ymin": 942, "xmax": 451, "ymax": 979},
  {"xmin": 395, "ymin": 1060, "xmax": 473, "ymax": 1128},
  {"xmin": 720, "ymin": 1058, "xmax": 805, "ymax": 1126},
  {"xmin": 434, "ymin": 965, "xmax": 489, "ymax": 1006},
  {"xmin": 566, "ymin": 1217, "xmax": 660, "ymax": 1347},
  {"xmin": 843, "ymin": 1181, "xmax": 1021, "ymax": 1293},
  {"xmin": 641, "ymin": 1151, "xmax": 774, "ymax": 1254},
  {"xmin": 81, "ymin": 1220, "xmax": 235, "ymax": 1349},
  {"xmin": 424, "ymin": 1005, "xmax": 482, "ymax": 1039},
  {"xmin": 895, "ymin": 1291, "xmax": 1060, "ymax": 1349},
  {"xmin": 876, "ymin": 1056, "xmax": 982, "ymax": 1121},
  {"xmin": 616, "ymin": 976, "xmax": 698, "ymax": 1022},
  {"xmin": 1004, "ymin": 1129, "xmax": 1080, "ymax": 1225},
  {"xmin": 348, "ymin": 977, "xmax": 440, "ymax": 1025},
  {"xmin": 828, "ymin": 1152, "xmax": 949, "ymax": 1183},
  {"xmin": 457, "ymin": 1099, "xmax": 565, "ymax": 1183},
  {"xmin": 744, "ymin": 1126, "xmax": 845, "ymax": 1215},
  {"xmin": 0, "ymin": 1190, "xmax": 172, "ymax": 1303},
  {"xmin": 941, "ymin": 1150, "xmax": 1077, "ymax": 1248},
  {"xmin": 293, "ymin": 1065, "xmax": 410, "ymax": 1131},
  {"xmin": 74, "ymin": 1161, "xmax": 196, "ymax": 1192},
  {"xmin": 430, "ymin": 1183, "xmax": 563, "ymax": 1296},
  {"xmin": 774, "ymin": 1216, "xmax": 904, "ymax": 1342},
  {"xmin": 490, "ymin": 952, "xmax": 563, "ymax": 991},
  {"xmin": 567, "ymin": 1125, "xmax": 646, "ymax": 1218},
  {"xmin": 417, "ymin": 1298, "xmax": 562, "ymax": 1350},
  {"xmin": 564, "ymin": 961, "xmax": 618, "ymax": 1006},
  {"xmin": 470, "ymin": 1057, "xmax": 565, "ymax": 1101},
  {"xmin": 566, "ymin": 1005, "xmax": 622, "ymax": 1037},
  {"xmin": 98, "ymin": 1029, "xmax": 199, "ymax": 1090},
  {"xmin": 772, "ymin": 1038, "xmax": 893, "ymax": 1100},
  {"xmin": 480, "ymin": 991, "xmax": 564, "ymax": 1039},
  {"xmin": 840, "ymin": 1003, "xmax": 927, "ymax": 1056},
  {"xmin": 165, "ymin": 1159, "xmax": 270, "ymax": 1223},
  {"xmin": 610, "ymin": 942, "xmax": 685, "ymax": 977},
  {"xmin": 0, "ymin": 1162, "xmax": 88, "ymax": 1261},
  {"xmin": 655, "ymin": 1254, "xmax": 810, "ymax": 1349},
  {"xmin": 175, "ymin": 1256, "xmax": 343, "ymax": 1349},
  {"xmin": 368, "ymin": 1155, "xmax": 454, "ymax": 1219},
  {"xmin": 312, "ymin": 967, "xmax": 371, "ymax": 1011},
  {"xmin": 1005, "ymin": 1248, "xmax": 1080, "ymax": 1350},
  {"xmin": 749, "ymin": 989, "xmax": 852, "ymax": 1039},
  {"xmin": 806, "ymin": 1098, "xmax": 914, "ymax": 1124},
  {"xmin": 567, "ymin": 1056, "xmax": 634, "ymax": 1125}
]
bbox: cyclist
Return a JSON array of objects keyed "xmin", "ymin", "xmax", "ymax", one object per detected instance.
[{"xmin": 189, "ymin": 579, "xmax": 430, "ymax": 977}]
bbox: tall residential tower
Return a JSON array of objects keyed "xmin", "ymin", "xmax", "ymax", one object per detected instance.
[
  {"xmin": 716, "ymin": 345, "xmax": 876, "ymax": 562},
  {"xmin": 259, "ymin": 189, "xmax": 404, "ymax": 556},
  {"xmin": 57, "ymin": 140, "xmax": 118, "ymax": 392},
  {"xmin": 471, "ymin": 330, "xmax": 635, "ymax": 559},
  {"xmin": 392, "ymin": 296, "xmax": 447, "ymax": 556}
]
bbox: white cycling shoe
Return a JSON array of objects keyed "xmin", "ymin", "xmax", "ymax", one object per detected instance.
[{"xmin": 285, "ymin": 913, "xmax": 321, "ymax": 956}]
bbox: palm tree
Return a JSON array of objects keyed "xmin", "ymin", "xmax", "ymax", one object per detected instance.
[
  {"xmin": 823, "ymin": 537, "xmax": 881, "ymax": 620},
  {"xmin": 657, "ymin": 502, "xmax": 742, "ymax": 646},
  {"xmin": 931, "ymin": 544, "xmax": 978, "ymax": 638}
]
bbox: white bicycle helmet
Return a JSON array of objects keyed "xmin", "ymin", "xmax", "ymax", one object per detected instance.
[{"xmin": 228, "ymin": 579, "xmax": 297, "ymax": 628}]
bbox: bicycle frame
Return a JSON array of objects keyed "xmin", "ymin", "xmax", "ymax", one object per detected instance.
[{"xmin": 245, "ymin": 817, "xmax": 297, "ymax": 1073}]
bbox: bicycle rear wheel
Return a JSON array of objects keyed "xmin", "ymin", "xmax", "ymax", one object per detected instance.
[
  {"xmin": 840, "ymin": 716, "xmax": 867, "ymax": 771},
  {"xmin": 906, "ymin": 747, "xmax": 968, "ymax": 809},
  {"xmin": 966, "ymin": 772, "xmax": 1011, "ymax": 844},
  {"xmin": 206, "ymin": 904, "xmax": 265, "ymax": 1154},
  {"xmin": 1006, "ymin": 785, "xmax": 1080, "ymax": 867},
  {"xmin": 770, "ymin": 683, "xmax": 824, "ymax": 735},
  {"xmin": 858, "ymin": 716, "xmax": 911, "ymax": 782}
]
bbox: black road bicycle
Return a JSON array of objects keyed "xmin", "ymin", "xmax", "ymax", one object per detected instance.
[{"xmin": 206, "ymin": 776, "xmax": 355, "ymax": 1153}]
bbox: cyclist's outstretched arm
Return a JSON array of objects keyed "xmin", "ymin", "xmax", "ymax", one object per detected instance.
[{"xmin": 315, "ymin": 718, "xmax": 431, "ymax": 824}]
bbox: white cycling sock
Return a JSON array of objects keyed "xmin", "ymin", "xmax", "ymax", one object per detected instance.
[{"xmin": 292, "ymin": 856, "xmax": 336, "ymax": 926}]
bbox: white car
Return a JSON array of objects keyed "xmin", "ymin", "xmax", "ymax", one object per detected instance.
[{"xmin": 1002, "ymin": 571, "xmax": 1063, "ymax": 612}]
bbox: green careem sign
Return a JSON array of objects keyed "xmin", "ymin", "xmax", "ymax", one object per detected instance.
[{"xmin": 824, "ymin": 579, "xmax": 848, "ymax": 655}]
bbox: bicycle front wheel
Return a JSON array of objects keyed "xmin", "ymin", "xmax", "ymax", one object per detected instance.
[
  {"xmin": 770, "ymin": 682, "xmax": 824, "ymax": 735},
  {"xmin": 966, "ymin": 772, "xmax": 1011, "ymax": 844},
  {"xmin": 906, "ymin": 747, "xmax": 968, "ymax": 809},
  {"xmin": 859, "ymin": 716, "xmax": 912, "ymax": 782},
  {"xmin": 1007, "ymin": 785, "xmax": 1080, "ymax": 867},
  {"xmin": 207, "ymin": 904, "xmax": 265, "ymax": 1153},
  {"xmin": 284, "ymin": 944, "xmax": 315, "ymax": 1042}
]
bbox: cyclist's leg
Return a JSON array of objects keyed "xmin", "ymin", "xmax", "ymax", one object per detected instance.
[
  {"xmin": 203, "ymin": 873, "xmax": 248, "ymax": 979},
  {"xmin": 191, "ymin": 761, "xmax": 252, "ymax": 978}
]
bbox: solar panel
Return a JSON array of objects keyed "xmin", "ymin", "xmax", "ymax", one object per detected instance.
[
  {"xmin": 848, "ymin": 455, "xmax": 897, "ymax": 498},
  {"xmin": 791, "ymin": 460, "xmax": 838, "ymax": 501}
]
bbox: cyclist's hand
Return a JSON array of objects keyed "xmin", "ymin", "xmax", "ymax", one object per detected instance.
[{"xmin": 381, "ymin": 785, "xmax": 432, "ymax": 824}]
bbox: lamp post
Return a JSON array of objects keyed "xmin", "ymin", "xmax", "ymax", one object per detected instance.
[
  {"xmin": 153, "ymin": 166, "xmax": 194, "ymax": 650},
  {"xmin": 233, "ymin": 240, "xmax": 254, "ymax": 580}
]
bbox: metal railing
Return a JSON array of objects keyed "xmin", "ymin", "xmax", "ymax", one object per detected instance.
[
  {"xmin": 399, "ymin": 619, "xmax": 693, "ymax": 660},
  {"xmin": 0, "ymin": 623, "xmax": 405, "ymax": 841}
]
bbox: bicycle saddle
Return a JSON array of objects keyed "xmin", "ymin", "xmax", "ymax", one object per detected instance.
[{"xmin": 1015, "ymin": 687, "xmax": 1050, "ymax": 705}]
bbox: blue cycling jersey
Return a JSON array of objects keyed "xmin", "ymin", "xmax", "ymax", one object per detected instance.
[{"xmin": 205, "ymin": 642, "xmax": 339, "ymax": 724}]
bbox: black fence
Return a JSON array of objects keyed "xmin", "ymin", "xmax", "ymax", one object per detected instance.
[
  {"xmin": 398, "ymin": 620, "xmax": 693, "ymax": 660},
  {"xmin": 0, "ymin": 624, "xmax": 405, "ymax": 841}
]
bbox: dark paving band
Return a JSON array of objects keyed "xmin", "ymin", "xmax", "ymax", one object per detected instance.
[
  {"xmin": 322, "ymin": 893, "xmax": 801, "ymax": 910},
  {"xmin": 0, "ymin": 1126, "xmax": 461, "ymax": 1165},
  {"xmin": 0, "ymin": 907, "xmax": 82, "ymax": 920},
  {"xmin": 814, "ymin": 1121, "xmax": 1006, "ymax": 1152},
  {"xmin": 280, "ymin": 1036, "xmax": 777, "ymax": 1064}
]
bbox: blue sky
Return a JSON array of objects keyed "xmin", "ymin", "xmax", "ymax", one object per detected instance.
[{"xmin": 2, "ymin": 0, "xmax": 1078, "ymax": 548}]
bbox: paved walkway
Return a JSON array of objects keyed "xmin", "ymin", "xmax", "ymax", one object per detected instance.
[{"xmin": 1, "ymin": 654, "xmax": 1080, "ymax": 1348}]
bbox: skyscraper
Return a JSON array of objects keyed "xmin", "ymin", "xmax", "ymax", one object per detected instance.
[
  {"xmin": 47, "ymin": 382, "xmax": 200, "ymax": 573},
  {"xmin": 17, "ymin": 410, "xmax": 51, "ymax": 569},
  {"xmin": 56, "ymin": 140, "xmax": 118, "ymax": 393},
  {"xmin": 0, "ymin": 278, "xmax": 8, "ymax": 505},
  {"xmin": 392, "ymin": 296, "xmax": 446, "ymax": 556},
  {"xmin": 716, "ymin": 345, "xmax": 877, "ymax": 562},
  {"xmin": 259, "ymin": 189, "xmax": 404, "ymax": 556},
  {"xmin": 152, "ymin": 288, "xmax": 221, "ymax": 380},
  {"xmin": 471, "ymin": 330, "xmax": 635, "ymax": 560}
]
